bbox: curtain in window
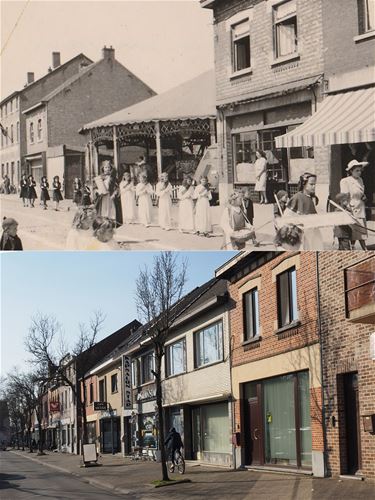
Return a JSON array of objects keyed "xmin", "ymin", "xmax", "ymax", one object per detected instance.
[
  {"xmin": 202, "ymin": 403, "xmax": 230, "ymax": 453},
  {"xmin": 277, "ymin": 19, "xmax": 297, "ymax": 56},
  {"xmin": 263, "ymin": 375, "xmax": 297, "ymax": 465}
]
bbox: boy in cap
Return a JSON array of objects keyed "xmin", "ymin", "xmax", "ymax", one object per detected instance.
[{"xmin": 0, "ymin": 217, "xmax": 23, "ymax": 251}]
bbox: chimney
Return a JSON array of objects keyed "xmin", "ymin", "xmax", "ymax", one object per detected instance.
[
  {"xmin": 52, "ymin": 52, "xmax": 61, "ymax": 69},
  {"xmin": 27, "ymin": 72, "xmax": 35, "ymax": 84},
  {"xmin": 102, "ymin": 45, "xmax": 115, "ymax": 60}
]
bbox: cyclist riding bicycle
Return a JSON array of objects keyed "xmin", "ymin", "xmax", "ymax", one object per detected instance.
[{"xmin": 164, "ymin": 427, "xmax": 183, "ymax": 472}]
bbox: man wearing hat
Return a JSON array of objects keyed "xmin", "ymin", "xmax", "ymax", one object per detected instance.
[
  {"xmin": 340, "ymin": 159, "xmax": 369, "ymax": 250},
  {"xmin": 0, "ymin": 217, "xmax": 23, "ymax": 251}
]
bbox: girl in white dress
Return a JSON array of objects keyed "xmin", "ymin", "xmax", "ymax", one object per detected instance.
[
  {"xmin": 194, "ymin": 176, "xmax": 212, "ymax": 236},
  {"xmin": 136, "ymin": 173, "xmax": 153, "ymax": 227},
  {"xmin": 254, "ymin": 150, "xmax": 268, "ymax": 204},
  {"xmin": 120, "ymin": 172, "xmax": 137, "ymax": 224},
  {"xmin": 178, "ymin": 176, "xmax": 195, "ymax": 233},
  {"xmin": 156, "ymin": 172, "xmax": 172, "ymax": 230}
]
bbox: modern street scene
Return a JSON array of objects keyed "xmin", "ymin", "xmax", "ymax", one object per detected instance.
[{"xmin": 1, "ymin": 0, "xmax": 374, "ymax": 252}]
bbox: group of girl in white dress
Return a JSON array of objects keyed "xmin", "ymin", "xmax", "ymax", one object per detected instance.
[{"xmin": 119, "ymin": 172, "xmax": 213, "ymax": 236}]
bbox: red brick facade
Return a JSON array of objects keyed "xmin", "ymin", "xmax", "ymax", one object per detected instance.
[{"xmin": 318, "ymin": 252, "xmax": 375, "ymax": 479}]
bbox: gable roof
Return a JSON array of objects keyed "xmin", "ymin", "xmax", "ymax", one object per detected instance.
[{"xmin": 80, "ymin": 69, "xmax": 216, "ymax": 130}]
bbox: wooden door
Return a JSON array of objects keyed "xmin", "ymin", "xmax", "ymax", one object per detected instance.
[
  {"xmin": 244, "ymin": 382, "xmax": 263, "ymax": 465},
  {"xmin": 343, "ymin": 372, "xmax": 362, "ymax": 474}
]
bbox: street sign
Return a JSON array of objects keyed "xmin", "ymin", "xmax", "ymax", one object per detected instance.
[{"xmin": 94, "ymin": 401, "xmax": 108, "ymax": 411}]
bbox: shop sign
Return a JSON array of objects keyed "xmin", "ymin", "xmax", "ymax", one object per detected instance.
[
  {"xmin": 136, "ymin": 387, "xmax": 156, "ymax": 402},
  {"xmin": 49, "ymin": 401, "xmax": 60, "ymax": 412},
  {"xmin": 122, "ymin": 355, "xmax": 132, "ymax": 409},
  {"xmin": 94, "ymin": 401, "xmax": 108, "ymax": 411}
]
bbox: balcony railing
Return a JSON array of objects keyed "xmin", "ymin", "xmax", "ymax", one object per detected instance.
[{"xmin": 345, "ymin": 257, "xmax": 375, "ymax": 324}]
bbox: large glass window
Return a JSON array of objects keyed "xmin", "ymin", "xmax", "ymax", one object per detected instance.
[
  {"xmin": 243, "ymin": 288, "xmax": 260, "ymax": 340},
  {"xmin": 273, "ymin": 0, "xmax": 298, "ymax": 58},
  {"xmin": 298, "ymin": 371, "xmax": 312, "ymax": 467},
  {"xmin": 141, "ymin": 352, "xmax": 154, "ymax": 384},
  {"xmin": 201, "ymin": 403, "xmax": 231, "ymax": 453},
  {"xmin": 111, "ymin": 373, "xmax": 118, "ymax": 393},
  {"xmin": 166, "ymin": 338, "xmax": 186, "ymax": 377},
  {"xmin": 277, "ymin": 267, "xmax": 298, "ymax": 328},
  {"xmin": 259, "ymin": 129, "xmax": 286, "ymax": 182},
  {"xmin": 194, "ymin": 321, "xmax": 223, "ymax": 368},
  {"xmin": 358, "ymin": 0, "xmax": 375, "ymax": 33},
  {"xmin": 232, "ymin": 20, "xmax": 251, "ymax": 72},
  {"xmin": 98, "ymin": 379, "xmax": 106, "ymax": 402},
  {"xmin": 89, "ymin": 383, "xmax": 94, "ymax": 403},
  {"xmin": 263, "ymin": 374, "xmax": 296, "ymax": 466}
]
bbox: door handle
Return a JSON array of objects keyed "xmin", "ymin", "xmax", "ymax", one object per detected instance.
[{"xmin": 253, "ymin": 428, "xmax": 260, "ymax": 440}]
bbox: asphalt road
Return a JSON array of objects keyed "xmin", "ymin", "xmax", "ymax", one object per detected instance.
[{"xmin": 0, "ymin": 451, "xmax": 126, "ymax": 500}]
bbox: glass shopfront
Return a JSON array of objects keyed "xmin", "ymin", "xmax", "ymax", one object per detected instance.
[{"xmin": 244, "ymin": 371, "xmax": 312, "ymax": 469}]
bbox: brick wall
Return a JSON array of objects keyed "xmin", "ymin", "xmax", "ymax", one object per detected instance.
[
  {"xmin": 47, "ymin": 58, "xmax": 155, "ymax": 148},
  {"xmin": 212, "ymin": 0, "xmax": 324, "ymax": 103},
  {"xmin": 318, "ymin": 251, "xmax": 375, "ymax": 479}
]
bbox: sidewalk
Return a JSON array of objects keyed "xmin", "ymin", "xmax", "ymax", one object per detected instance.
[{"xmin": 9, "ymin": 449, "xmax": 375, "ymax": 499}]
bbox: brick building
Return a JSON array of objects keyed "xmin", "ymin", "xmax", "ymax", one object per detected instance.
[
  {"xmin": 202, "ymin": 0, "xmax": 375, "ymax": 215},
  {"xmin": 0, "ymin": 52, "xmax": 93, "ymax": 188},
  {"xmin": 23, "ymin": 46, "xmax": 155, "ymax": 197},
  {"xmin": 216, "ymin": 251, "xmax": 325, "ymax": 476},
  {"xmin": 318, "ymin": 252, "xmax": 375, "ymax": 480}
]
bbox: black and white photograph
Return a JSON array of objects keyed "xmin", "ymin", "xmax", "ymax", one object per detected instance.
[{"xmin": 1, "ymin": 1, "xmax": 375, "ymax": 499}]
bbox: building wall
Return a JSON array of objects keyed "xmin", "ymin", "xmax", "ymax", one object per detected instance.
[
  {"xmin": 97, "ymin": 362, "xmax": 123, "ymax": 415},
  {"xmin": 227, "ymin": 251, "xmax": 324, "ymax": 473},
  {"xmin": 162, "ymin": 308, "xmax": 231, "ymax": 406},
  {"xmin": 318, "ymin": 251, "xmax": 375, "ymax": 479},
  {"xmin": 212, "ymin": 0, "xmax": 324, "ymax": 103},
  {"xmin": 322, "ymin": 0, "xmax": 375, "ymax": 82},
  {"xmin": 47, "ymin": 58, "xmax": 155, "ymax": 148},
  {"xmin": 25, "ymin": 106, "xmax": 48, "ymax": 156},
  {"xmin": 0, "ymin": 95, "xmax": 21, "ymax": 184}
]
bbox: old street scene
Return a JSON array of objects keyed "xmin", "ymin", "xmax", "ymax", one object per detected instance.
[
  {"xmin": 1, "ymin": 250, "xmax": 375, "ymax": 499},
  {"xmin": 1, "ymin": 0, "xmax": 375, "ymax": 251}
]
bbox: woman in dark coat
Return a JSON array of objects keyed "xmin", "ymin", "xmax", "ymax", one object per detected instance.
[
  {"xmin": 52, "ymin": 175, "xmax": 63, "ymax": 211},
  {"xmin": 40, "ymin": 176, "xmax": 50, "ymax": 210},
  {"xmin": 27, "ymin": 175, "xmax": 37, "ymax": 208},
  {"xmin": 19, "ymin": 174, "xmax": 29, "ymax": 207}
]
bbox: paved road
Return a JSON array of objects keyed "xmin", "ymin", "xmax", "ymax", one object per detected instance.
[{"xmin": 0, "ymin": 451, "xmax": 128, "ymax": 499}]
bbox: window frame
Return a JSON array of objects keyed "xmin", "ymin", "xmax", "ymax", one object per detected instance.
[
  {"xmin": 98, "ymin": 378, "xmax": 106, "ymax": 402},
  {"xmin": 358, "ymin": 0, "xmax": 375, "ymax": 34},
  {"xmin": 232, "ymin": 19, "xmax": 252, "ymax": 74},
  {"xmin": 141, "ymin": 351, "xmax": 154, "ymax": 385},
  {"xmin": 273, "ymin": 0, "xmax": 298, "ymax": 60},
  {"xmin": 29, "ymin": 122, "xmax": 34, "ymax": 143},
  {"xmin": 194, "ymin": 320, "xmax": 224, "ymax": 369},
  {"xmin": 89, "ymin": 382, "xmax": 94, "ymax": 403},
  {"xmin": 165, "ymin": 337, "xmax": 186, "ymax": 378},
  {"xmin": 111, "ymin": 373, "xmax": 118, "ymax": 393},
  {"xmin": 276, "ymin": 266, "xmax": 298, "ymax": 328},
  {"xmin": 243, "ymin": 287, "xmax": 260, "ymax": 341}
]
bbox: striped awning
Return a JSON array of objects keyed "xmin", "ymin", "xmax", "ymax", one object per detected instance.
[{"xmin": 275, "ymin": 86, "xmax": 375, "ymax": 148}]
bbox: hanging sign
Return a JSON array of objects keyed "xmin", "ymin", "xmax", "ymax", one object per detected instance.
[
  {"xmin": 94, "ymin": 401, "xmax": 108, "ymax": 411},
  {"xmin": 122, "ymin": 355, "xmax": 133, "ymax": 409}
]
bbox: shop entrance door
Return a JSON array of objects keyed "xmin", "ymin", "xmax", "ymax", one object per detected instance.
[
  {"xmin": 244, "ymin": 382, "xmax": 263, "ymax": 465},
  {"xmin": 343, "ymin": 372, "xmax": 361, "ymax": 474},
  {"xmin": 191, "ymin": 407, "xmax": 202, "ymax": 460},
  {"xmin": 101, "ymin": 417, "xmax": 121, "ymax": 454}
]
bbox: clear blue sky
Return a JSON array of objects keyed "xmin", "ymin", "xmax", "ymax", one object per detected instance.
[{"xmin": 0, "ymin": 251, "xmax": 236, "ymax": 376}]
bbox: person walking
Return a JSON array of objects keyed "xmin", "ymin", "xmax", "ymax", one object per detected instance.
[
  {"xmin": 19, "ymin": 174, "xmax": 29, "ymax": 207},
  {"xmin": 193, "ymin": 176, "xmax": 212, "ymax": 237},
  {"xmin": 164, "ymin": 428, "xmax": 183, "ymax": 473},
  {"xmin": 27, "ymin": 175, "xmax": 37, "ymax": 208},
  {"xmin": 40, "ymin": 176, "xmax": 50, "ymax": 210},
  {"xmin": 156, "ymin": 172, "xmax": 173, "ymax": 230},
  {"xmin": 340, "ymin": 159, "xmax": 369, "ymax": 250},
  {"xmin": 136, "ymin": 173, "xmax": 153, "ymax": 227},
  {"xmin": 178, "ymin": 176, "xmax": 195, "ymax": 233},
  {"xmin": 52, "ymin": 175, "xmax": 63, "ymax": 211}
]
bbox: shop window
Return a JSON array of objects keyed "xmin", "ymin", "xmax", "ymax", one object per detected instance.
[
  {"xmin": 37, "ymin": 119, "xmax": 42, "ymax": 140},
  {"xmin": 232, "ymin": 20, "xmax": 251, "ymax": 72},
  {"xmin": 30, "ymin": 122, "xmax": 34, "ymax": 143},
  {"xmin": 98, "ymin": 379, "xmax": 106, "ymax": 402},
  {"xmin": 243, "ymin": 288, "xmax": 260, "ymax": 340},
  {"xmin": 260, "ymin": 129, "xmax": 287, "ymax": 182},
  {"xmin": 166, "ymin": 338, "xmax": 186, "ymax": 377},
  {"xmin": 194, "ymin": 321, "xmax": 223, "ymax": 368},
  {"xmin": 277, "ymin": 267, "xmax": 298, "ymax": 328},
  {"xmin": 141, "ymin": 414, "xmax": 156, "ymax": 448},
  {"xmin": 234, "ymin": 131, "xmax": 258, "ymax": 183},
  {"xmin": 111, "ymin": 373, "xmax": 118, "ymax": 393},
  {"xmin": 289, "ymin": 146, "xmax": 314, "ymax": 159},
  {"xmin": 86, "ymin": 421, "xmax": 97, "ymax": 444},
  {"xmin": 273, "ymin": 0, "xmax": 298, "ymax": 58},
  {"xmin": 358, "ymin": 0, "xmax": 375, "ymax": 33},
  {"xmin": 141, "ymin": 352, "xmax": 154, "ymax": 384},
  {"xmin": 89, "ymin": 383, "xmax": 94, "ymax": 403}
]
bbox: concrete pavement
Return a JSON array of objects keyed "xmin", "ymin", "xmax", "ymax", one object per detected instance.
[{"xmin": 6, "ymin": 449, "xmax": 375, "ymax": 499}]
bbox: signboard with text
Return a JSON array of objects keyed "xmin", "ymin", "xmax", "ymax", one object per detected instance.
[
  {"xmin": 122, "ymin": 355, "xmax": 133, "ymax": 409},
  {"xmin": 49, "ymin": 401, "xmax": 60, "ymax": 412},
  {"xmin": 94, "ymin": 401, "xmax": 108, "ymax": 411}
]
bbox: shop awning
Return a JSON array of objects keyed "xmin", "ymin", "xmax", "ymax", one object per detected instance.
[{"xmin": 275, "ymin": 86, "xmax": 375, "ymax": 148}]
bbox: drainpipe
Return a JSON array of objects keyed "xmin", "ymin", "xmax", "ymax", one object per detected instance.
[{"xmin": 316, "ymin": 252, "xmax": 328, "ymax": 477}]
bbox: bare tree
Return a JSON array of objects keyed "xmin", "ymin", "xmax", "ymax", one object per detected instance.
[
  {"xmin": 25, "ymin": 310, "xmax": 105, "ymax": 453},
  {"xmin": 135, "ymin": 252, "xmax": 187, "ymax": 481}
]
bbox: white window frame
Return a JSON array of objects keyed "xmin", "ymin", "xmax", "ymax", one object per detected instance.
[
  {"xmin": 29, "ymin": 122, "xmax": 34, "ymax": 143},
  {"xmin": 232, "ymin": 20, "xmax": 252, "ymax": 76},
  {"xmin": 243, "ymin": 287, "xmax": 260, "ymax": 341},
  {"xmin": 277, "ymin": 266, "xmax": 298, "ymax": 329},
  {"xmin": 194, "ymin": 320, "xmax": 224, "ymax": 369},
  {"xmin": 141, "ymin": 351, "xmax": 154, "ymax": 385},
  {"xmin": 166, "ymin": 338, "xmax": 186, "ymax": 377},
  {"xmin": 273, "ymin": 0, "xmax": 298, "ymax": 60}
]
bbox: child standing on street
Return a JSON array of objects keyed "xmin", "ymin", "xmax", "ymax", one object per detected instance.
[
  {"xmin": 178, "ymin": 176, "xmax": 195, "ymax": 233},
  {"xmin": 19, "ymin": 174, "xmax": 29, "ymax": 207},
  {"xmin": 120, "ymin": 172, "xmax": 137, "ymax": 224},
  {"xmin": 27, "ymin": 175, "xmax": 37, "ymax": 208},
  {"xmin": 0, "ymin": 217, "xmax": 23, "ymax": 251},
  {"xmin": 136, "ymin": 173, "xmax": 153, "ymax": 227},
  {"xmin": 40, "ymin": 176, "xmax": 50, "ymax": 210},
  {"xmin": 52, "ymin": 175, "xmax": 63, "ymax": 211},
  {"xmin": 194, "ymin": 176, "xmax": 212, "ymax": 237},
  {"xmin": 156, "ymin": 172, "xmax": 173, "ymax": 230}
]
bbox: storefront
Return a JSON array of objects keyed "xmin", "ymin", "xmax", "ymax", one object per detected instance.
[
  {"xmin": 99, "ymin": 415, "xmax": 121, "ymax": 454},
  {"xmin": 242, "ymin": 371, "xmax": 312, "ymax": 470}
]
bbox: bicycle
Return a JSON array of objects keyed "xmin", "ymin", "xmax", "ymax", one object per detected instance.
[{"xmin": 167, "ymin": 448, "xmax": 185, "ymax": 474}]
